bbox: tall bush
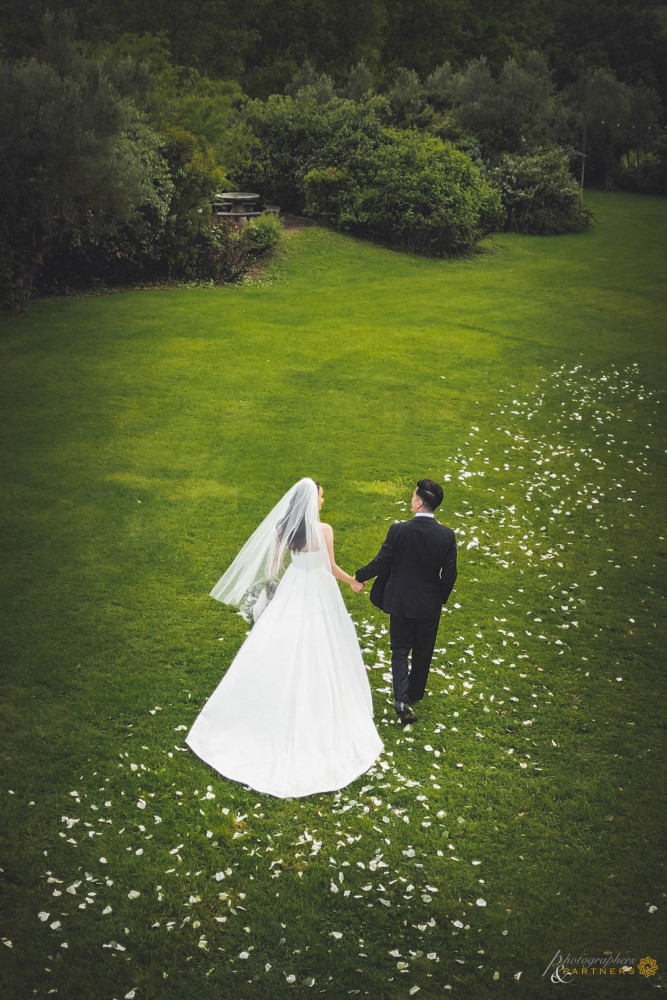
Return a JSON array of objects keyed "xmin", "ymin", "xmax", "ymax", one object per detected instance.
[
  {"xmin": 0, "ymin": 13, "xmax": 259, "ymax": 304},
  {"xmin": 247, "ymin": 94, "xmax": 502, "ymax": 256},
  {"xmin": 0, "ymin": 12, "xmax": 172, "ymax": 304},
  {"xmin": 305, "ymin": 130, "xmax": 503, "ymax": 256},
  {"xmin": 209, "ymin": 215, "xmax": 283, "ymax": 283},
  {"xmin": 241, "ymin": 94, "xmax": 390, "ymax": 210},
  {"xmin": 489, "ymin": 147, "xmax": 591, "ymax": 235}
]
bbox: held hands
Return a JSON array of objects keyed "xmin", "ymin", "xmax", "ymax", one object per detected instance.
[{"xmin": 350, "ymin": 578, "xmax": 365, "ymax": 593}]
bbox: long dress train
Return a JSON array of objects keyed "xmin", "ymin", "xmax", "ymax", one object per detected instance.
[{"xmin": 186, "ymin": 551, "xmax": 383, "ymax": 798}]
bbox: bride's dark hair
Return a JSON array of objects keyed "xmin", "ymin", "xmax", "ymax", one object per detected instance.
[{"xmin": 277, "ymin": 481, "xmax": 320, "ymax": 553}]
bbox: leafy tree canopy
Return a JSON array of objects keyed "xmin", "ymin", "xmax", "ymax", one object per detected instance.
[{"xmin": 2, "ymin": 0, "xmax": 666, "ymax": 101}]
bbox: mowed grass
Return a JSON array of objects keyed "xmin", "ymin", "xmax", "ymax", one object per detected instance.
[{"xmin": 0, "ymin": 191, "xmax": 665, "ymax": 999}]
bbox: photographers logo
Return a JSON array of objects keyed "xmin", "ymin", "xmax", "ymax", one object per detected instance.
[
  {"xmin": 638, "ymin": 957, "xmax": 658, "ymax": 978},
  {"xmin": 543, "ymin": 950, "xmax": 659, "ymax": 983}
]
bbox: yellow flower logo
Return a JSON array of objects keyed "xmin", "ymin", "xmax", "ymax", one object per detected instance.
[{"xmin": 637, "ymin": 956, "xmax": 658, "ymax": 978}]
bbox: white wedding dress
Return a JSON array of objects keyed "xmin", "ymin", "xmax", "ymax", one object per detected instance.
[{"xmin": 186, "ymin": 550, "xmax": 383, "ymax": 798}]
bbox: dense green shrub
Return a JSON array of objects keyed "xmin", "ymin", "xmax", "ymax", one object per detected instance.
[
  {"xmin": 302, "ymin": 167, "xmax": 361, "ymax": 227},
  {"xmin": 0, "ymin": 14, "xmax": 260, "ymax": 305},
  {"xmin": 0, "ymin": 13, "xmax": 175, "ymax": 305},
  {"xmin": 362, "ymin": 130, "xmax": 503, "ymax": 255},
  {"xmin": 489, "ymin": 147, "xmax": 592, "ymax": 235},
  {"xmin": 34, "ymin": 212, "xmax": 283, "ymax": 293},
  {"xmin": 241, "ymin": 94, "xmax": 389, "ymax": 211},
  {"xmin": 305, "ymin": 130, "xmax": 503, "ymax": 255},
  {"xmin": 615, "ymin": 151, "xmax": 667, "ymax": 195},
  {"xmin": 211, "ymin": 215, "xmax": 283, "ymax": 282},
  {"xmin": 36, "ymin": 211, "xmax": 163, "ymax": 293},
  {"xmin": 161, "ymin": 125, "xmax": 227, "ymax": 215},
  {"xmin": 241, "ymin": 214, "xmax": 283, "ymax": 259},
  {"xmin": 247, "ymin": 94, "xmax": 502, "ymax": 256}
]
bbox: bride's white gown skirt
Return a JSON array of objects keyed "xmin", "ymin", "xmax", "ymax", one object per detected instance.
[{"xmin": 186, "ymin": 553, "xmax": 383, "ymax": 798}]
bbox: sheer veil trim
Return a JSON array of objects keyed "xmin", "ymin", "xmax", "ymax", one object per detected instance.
[{"xmin": 210, "ymin": 478, "xmax": 330, "ymax": 615}]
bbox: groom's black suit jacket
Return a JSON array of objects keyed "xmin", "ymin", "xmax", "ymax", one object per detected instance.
[{"xmin": 356, "ymin": 516, "xmax": 457, "ymax": 620}]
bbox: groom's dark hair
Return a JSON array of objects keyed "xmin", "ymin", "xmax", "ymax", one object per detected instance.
[{"xmin": 415, "ymin": 478, "xmax": 443, "ymax": 511}]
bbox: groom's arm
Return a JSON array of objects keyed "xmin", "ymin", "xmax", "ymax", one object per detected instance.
[
  {"xmin": 439, "ymin": 529, "xmax": 458, "ymax": 604},
  {"xmin": 355, "ymin": 523, "xmax": 398, "ymax": 583}
]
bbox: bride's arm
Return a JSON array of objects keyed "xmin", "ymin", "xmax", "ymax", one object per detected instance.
[
  {"xmin": 321, "ymin": 523, "xmax": 364, "ymax": 591},
  {"xmin": 270, "ymin": 538, "xmax": 281, "ymax": 578}
]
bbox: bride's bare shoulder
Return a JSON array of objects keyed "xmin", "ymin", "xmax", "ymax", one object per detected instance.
[{"xmin": 320, "ymin": 521, "xmax": 333, "ymax": 537}]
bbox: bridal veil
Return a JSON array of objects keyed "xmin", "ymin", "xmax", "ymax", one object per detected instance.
[{"xmin": 209, "ymin": 478, "xmax": 330, "ymax": 618}]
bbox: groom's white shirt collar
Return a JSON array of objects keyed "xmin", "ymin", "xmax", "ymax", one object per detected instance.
[{"xmin": 414, "ymin": 512, "xmax": 435, "ymax": 518}]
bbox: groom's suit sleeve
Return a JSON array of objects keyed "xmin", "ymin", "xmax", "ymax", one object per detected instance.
[
  {"xmin": 355, "ymin": 523, "xmax": 398, "ymax": 583},
  {"xmin": 439, "ymin": 528, "xmax": 458, "ymax": 605}
]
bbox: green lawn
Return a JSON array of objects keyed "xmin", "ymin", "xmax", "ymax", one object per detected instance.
[{"xmin": 1, "ymin": 191, "xmax": 666, "ymax": 999}]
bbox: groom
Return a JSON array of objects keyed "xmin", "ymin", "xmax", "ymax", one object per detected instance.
[{"xmin": 355, "ymin": 479, "xmax": 457, "ymax": 724}]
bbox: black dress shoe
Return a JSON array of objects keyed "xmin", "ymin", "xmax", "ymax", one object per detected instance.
[{"xmin": 398, "ymin": 707, "xmax": 417, "ymax": 724}]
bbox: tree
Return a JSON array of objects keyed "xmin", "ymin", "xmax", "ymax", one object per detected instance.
[
  {"xmin": 424, "ymin": 62, "xmax": 454, "ymax": 111},
  {"xmin": 94, "ymin": 31, "xmax": 256, "ymax": 180},
  {"xmin": 495, "ymin": 51, "xmax": 556, "ymax": 150},
  {"xmin": 626, "ymin": 84, "xmax": 664, "ymax": 167},
  {"xmin": 0, "ymin": 11, "xmax": 172, "ymax": 303},
  {"xmin": 448, "ymin": 57, "xmax": 497, "ymax": 149},
  {"xmin": 565, "ymin": 67, "xmax": 633, "ymax": 189},
  {"xmin": 388, "ymin": 66, "xmax": 424, "ymax": 122},
  {"xmin": 448, "ymin": 52, "xmax": 557, "ymax": 157},
  {"xmin": 381, "ymin": 0, "xmax": 470, "ymax": 79},
  {"xmin": 345, "ymin": 60, "xmax": 374, "ymax": 101},
  {"xmin": 6, "ymin": 0, "xmax": 667, "ymax": 107},
  {"xmin": 286, "ymin": 59, "xmax": 336, "ymax": 103},
  {"xmin": 545, "ymin": 0, "xmax": 667, "ymax": 101}
]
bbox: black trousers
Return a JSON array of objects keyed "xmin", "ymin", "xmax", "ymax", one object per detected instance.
[{"xmin": 389, "ymin": 614, "xmax": 440, "ymax": 712}]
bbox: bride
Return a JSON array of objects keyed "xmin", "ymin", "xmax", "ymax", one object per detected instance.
[{"xmin": 186, "ymin": 478, "xmax": 383, "ymax": 798}]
